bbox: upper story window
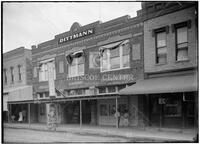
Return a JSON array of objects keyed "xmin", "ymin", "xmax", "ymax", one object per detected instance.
[
  {"xmin": 100, "ymin": 40, "xmax": 130, "ymax": 72},
  {"xmin": 66, "ymin": 51, "xmax": 85, "ymax": 77},
  {"xmin": 176, "ymin": 26, "xmax": 188, "ymax": 61},
  {"xmin": 156, "ymin": 31, "xmax": 167, "ymax": 64},
  {"xmin": 3, "ymin": 69, "xmax": 7, "ymax": 85},
  {"xmin": 172, "ymin": 20, "xmax": 191, "ymax": 61},
  {"xmin": 39, "ymin": 59, "xmax": 56, "ymax": 82},
  {"xmin": 18, "ymin": 65, "xmax": 22, "ymax": 81},
  {"xmin": 10, "ymin": 67, "xmax": 14, "ymax": 83}
]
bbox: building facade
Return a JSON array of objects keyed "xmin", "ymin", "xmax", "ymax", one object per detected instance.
[
  {"xmin": 31, "ymin": 13, "xmax": 144, "ymax": 127},
  {"xmin": 120, "ymin": 1, "xmax": 198, "ymax": 129},
  {"xmin": 3, "ymin": 47, "xmax": 33, "ymax": 123}
]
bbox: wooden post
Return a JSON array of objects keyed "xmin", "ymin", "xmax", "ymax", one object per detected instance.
[
  {"xmin": 115, "ymin": 98, "xmax": 118, "ymax": 128},
  {"xmin": 80, "ymin": 100, "xmax": 82, "ymax": 128},
  {"xmin": 8, "ymin": 104, "xmax": 10, "ymax": 123},
  {"xmin": 182, "ymin": 93, "xmax": 185, "ymax": 131},
  {"xmin": 28, "ymin": 103, "xmax": 31, "ymax": 127}
]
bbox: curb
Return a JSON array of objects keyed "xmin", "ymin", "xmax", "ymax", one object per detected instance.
[{"xmin": 4, "ymin": 125, "xmax": 196, "ymax": 142}]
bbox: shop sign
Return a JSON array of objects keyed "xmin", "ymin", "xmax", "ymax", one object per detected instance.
[
  {"xmin": 158, "ymin": 98, "xmax": 166, "ymax": 104},
  {"xmin": 58, "ymin": 28, "xmax": 94, "ymax": 44}
]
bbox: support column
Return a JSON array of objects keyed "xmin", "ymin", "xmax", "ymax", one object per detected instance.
[
  {"xmin": 28, "ymin": 103, "xmax": 31, "ymax": 127},
  {"xmin": 182, "ymin": 93, "xmax": 185, "ymax": 130},
  {"xmin": 80, "ymin": 100, "xmax": 82, "ymax": 128},
  {"xmin": 8, "ymin": 104, "xmax": 10, "ymax": 123},
  {"xmin": 115, "ymin": 98, "xmax": 118, "ymax": 128}
]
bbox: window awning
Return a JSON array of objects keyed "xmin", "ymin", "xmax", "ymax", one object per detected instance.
[
  {"xmin": 99, "ymin": 40, "xmax": 129, "ymax": 51},
  {"xmin": 119, "ymin": 74, "xmax": 198, "ymax": 95}
]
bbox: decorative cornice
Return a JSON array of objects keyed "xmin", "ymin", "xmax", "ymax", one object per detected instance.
[{"xmin": 32, "ymin": 22, "xmax": 143, "ymax": 57}]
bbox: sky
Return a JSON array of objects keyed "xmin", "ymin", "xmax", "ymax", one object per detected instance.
[{"xmin": 3, "ymin": 2, "xmax": 141, "ymax": 53}]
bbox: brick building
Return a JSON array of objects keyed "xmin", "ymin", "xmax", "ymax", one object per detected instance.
[
  {"xmin": 31, "ymin": 12, "xmax": 144, "ymax": 127},
  {"xmin": 3, "ymin": 47, "xmax": 33, "ymax": 123},
  {"xmin": 120, "ymin": 2, "xmax": 198, "ymax": 129}
]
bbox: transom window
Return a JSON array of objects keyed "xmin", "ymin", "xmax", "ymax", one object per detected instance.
[
  {"xmin": 39, "ymin": 59, "xmax": 56, "ymax": 82},
  {"xmin": 156, "ymin": 31, "xmax": 167, "ymax": 64},
  {"xmin": 100, "ymin": 40, "xmax": 130, "ymax": 72}
]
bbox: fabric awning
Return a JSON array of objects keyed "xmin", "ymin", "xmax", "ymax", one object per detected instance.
[
  {"xmin": 99, "ymin": 40, "xmax": 129, "ymax": 51},
  {"xmin": 119, "ymin": 74, "xmax": 198, "ymax": 95}
]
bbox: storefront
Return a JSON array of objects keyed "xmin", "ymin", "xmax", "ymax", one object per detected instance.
[{"xmin": 119, "ymin": 74, "xmax": 198, "ymax": 129}]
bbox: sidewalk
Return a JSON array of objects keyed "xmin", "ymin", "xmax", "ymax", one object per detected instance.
[{"xmin": 4, "ymin": 123, "xmax": 198, "ymax": 142}]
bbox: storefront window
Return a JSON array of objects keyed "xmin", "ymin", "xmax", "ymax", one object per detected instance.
[
  {"xmin": 109, "ymin": 105, "xmax": 116, "ymax": 116},
  {"xmin": 100, "ymin": 104, "xmax": 108, "ymax": 116},
  {"xmin": 40, "ymin": 104, "xmax": 45, "ymax": 115},
  {"xmin": 164, "ymin": 100, "xmax": 181, "ymax": 117}
]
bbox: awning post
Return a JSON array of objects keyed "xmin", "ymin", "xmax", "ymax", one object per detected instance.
[
  {"xmin": 28, "ymin": 103, "xmax": 31, "ymax": 127},
  {"xmin": 80, "ymin": 100, "xmax": 82, "ymax": 128},
  {"xmin": 115, "ymin": 98, "xmax": 119, "ymax": 128}
]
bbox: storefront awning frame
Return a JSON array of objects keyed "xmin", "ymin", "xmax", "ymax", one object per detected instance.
[{"xmin": 119, "ymin": 74, "xmax": 198, "ymax": 95}]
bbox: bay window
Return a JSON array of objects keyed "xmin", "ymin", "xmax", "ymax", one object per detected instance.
[{"xmin": 100, "ymin": 40, "xmax": 130, "ymax": 72}]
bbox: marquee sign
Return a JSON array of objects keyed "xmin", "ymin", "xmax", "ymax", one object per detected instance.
[{"xmin": 58, "ymin": 28, "xmax": 95, "ymax": 44}]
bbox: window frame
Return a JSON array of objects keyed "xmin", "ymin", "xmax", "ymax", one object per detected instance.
[
  {"xmin": 100, "ymin": 40, "xmax": 130, "ymax": 72},
  {"xmin": 3, "ymin": 69, "xmax": 7, "ymax": 85},
  {"xmin": 10, "ymin": 67, "xmax": 14, "ymax": 84},
  {"xmin": 155, "ymin": 29, "xmax": 167, "ymax": 64},
  {"xmin": 39, "ymin": 58, "xmax": 56, "ymax": 82},
  {"xmin": 68, "ymin": 55, "xmax": 85, "ymax": 78},
  {"xmin": 18, "ymin": 65, "xmax": 22, "ymax": 81},
  {"xmin": 175, "ymin": 25, "xmax": 188, "ymax": 61}
]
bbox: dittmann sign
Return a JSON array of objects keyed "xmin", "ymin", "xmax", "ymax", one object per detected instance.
[{"xmin": 59, "ymin": 28, "xmax": 94, "ymax": 44}]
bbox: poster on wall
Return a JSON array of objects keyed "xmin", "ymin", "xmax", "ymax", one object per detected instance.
[{"xmin": 46, "ymin": 103, "xmax": 57, "ymax": 131}]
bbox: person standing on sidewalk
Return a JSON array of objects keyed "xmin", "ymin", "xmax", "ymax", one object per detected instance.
[
  {"xmin": 18, "ymin": 111, "xmax": 23, "ymax": 123},
  {"xmin": 115, "ymin": 109, "xmax": 120, "ymax": 128}
]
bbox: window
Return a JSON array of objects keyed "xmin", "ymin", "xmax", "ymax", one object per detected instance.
[
  {"xmin": 68, "ymin": 56, "xmax": 84, "ymax": 77},
  {"xmin": 40, "ymin": 104, "xmax": 45, "ymax": 115},
  {"xmin": 33, "ymin": 67, "xmax": 37, "ymax": 78},
  {"xmin": 98, "ymin": 87, "xmax": 106, "ymax": 94},
  {"xmin": 107, "ymin": 86, "xmax": 116, "ymax": 93},
  {"xmin": 100, "ymin": 104, "xmax": 108, "ymax": 116},
  {"xmin": 164, "ymin": 100, "xmax": 182, "ymax": 117},
  {"xmin": 176, "ymin": 26, "xmax": 188, "ymax": 61},
  {"xmin": 10, "ymin": 67, "xmax": 14, "ymax": 83},
  {"xmin": 3, "ymin": 69, "xmax": 7, "ymax": 85},
  {"xmin": 100, "ymin": 40, "xmax": 130, "ymax": 72},
  {"xmin": 39, "ymin": 60, "xmax": 56, "ymax": 82},
  {"xmin": 156, "ymin": 31, "xmax": 167, "ymax": 64},
  {"xmin": 59, "ymin": 61, "xmax": 64, "ymax": 73},
  {"xmin": 18, "ymin": 65, "xmax": 22, "ymax": 81}
]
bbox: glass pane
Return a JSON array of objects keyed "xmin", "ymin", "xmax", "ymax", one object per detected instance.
[
  {"xmin": 122, "ymin": 43, "xmax": 130, "ymax": 55},
  {"xmin": 157, "ymin": 32, "xmax": 166, "ymax": 47},
  {"xmin": 157, "ymin": 55, "xmax": 167, "ymax": 64},
  {"xmin": 177, "ymin": 43, "xmax": 188, "ymax": 49},
  {"xmin": 110, "ymin": 47, "xmax": 119, "ymax": 58},
  {"xmin": 123, "ymin": 55, "xmax": 130, "ymax": 67},
  {"xmin": 177, "ymin": 49, "xmax": 188, "ymax": 61},
  {"xmin": 177, "ymin": 27, "xmax": 187, "ymax": 44},
  {"xmin": 102, "ymin": 59, "xmax": 108, "ymax": 71},
  {"xmin": 71, "ymin": 58, "xmax": 76, "ymax": 65},
  {"xmin": 111, "ymin": 57, "xmax": 120, "ymax": 69},
  {"xmin": 100, "ymin": 105, "xmax": 108, "ymax": 116},
  {"xmin": 102, "ymin": 49, "xmax": 108, "ymax": 60},
  {"xmin": 99, "ymin": 87, "xmax": 106, "ymax": 93},
  {"xmin": 78, "ymin": 64, "xmax": 84, "ymax": 75},
  {"xmin": 107, "ymin": 86, "xmax": 116, "ymax": 93},
  {"xmin": 158, "ymin": 47, "xmax": 167, "ymax": 55},
  {"xmin": 78, "ymin": 56, "xmax": 84, "ymax": 64}
]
